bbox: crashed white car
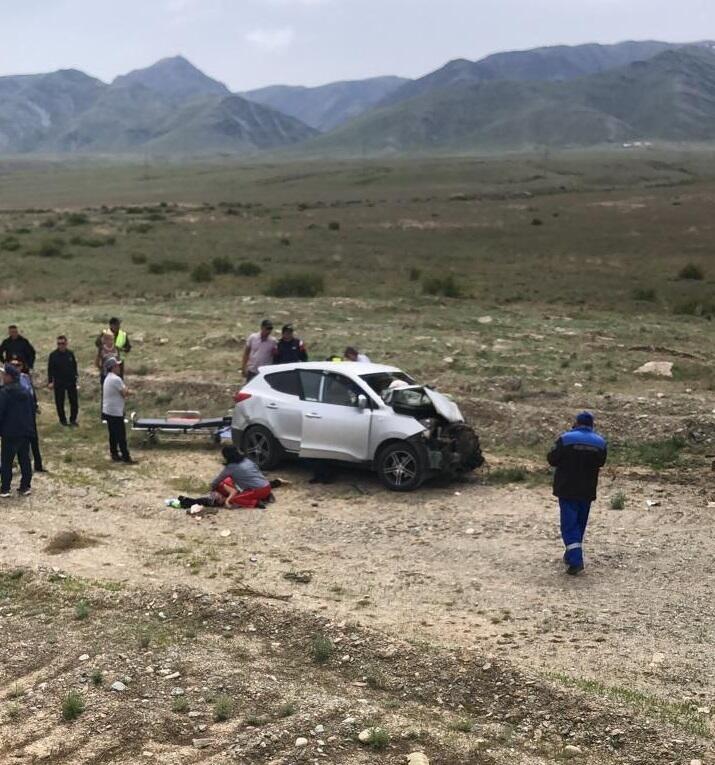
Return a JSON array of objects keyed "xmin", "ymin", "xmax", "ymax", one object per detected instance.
[{"xmin": 232, "ymin": 362, "xmax": 483, "ymax": 491}]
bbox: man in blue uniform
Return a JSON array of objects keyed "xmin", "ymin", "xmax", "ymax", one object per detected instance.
[{"xmin": 547, "ymin": 411, "xmax": 607, "ymax": 575}]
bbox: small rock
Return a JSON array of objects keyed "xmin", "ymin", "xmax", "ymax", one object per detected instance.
[
  {"xmin": 563, "ymin": 745, "xmax": 583, "ymax": 758},
  {"xmin": 314, "ymin": 724, "xmax": 325, "ymax": 734},
  {"xmin": 634, "ymin": 361, "xmax": 673, "ymax": 377},
  {"xmin": 477, "ymin": 315, "xmax": 493, "ymax": 324},
  {"xmin": 465, "ymin": 528, "xmax": 475, "ymax": 535},
  {"xmin": 407, "ymin": 753, "xmax": 430, "ymax": 765},
  {"xmin": 188, "ymin": 711, "xmax": 202, "ymax": 718},
  {"xmin": 171, "ymin": 687, "xmax": 185, "ymax": 696},
  {"xmin": 358, "ymin": 729, "xmax": 373, "ymax": 743},
  {"xmin": 474, "ymin": 738, "xmax": 488, "ymax": 750},
  {"xmin": 192, "ymin": 739, "xmax": 213, "ymax": 749},
  {"xmin": 219, "ymin": 529, "xmax": 231, "ymax": 538},
  {"xmin": 78, "ymin": 654, "xmax": 89, "ymax": 662},
  {"xmin": 295, "ymin": 737, "xmax": 309, "ymax": 747},
  {"xmin": 164, "ymin": 672, "xmax": 181, "ymax": 681},
  {"xmin": 111, "ymin": 681, "xmax": 127, "ymax": 692}
]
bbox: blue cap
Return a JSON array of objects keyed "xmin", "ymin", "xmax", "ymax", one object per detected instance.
[
  {"xmin": 576, "ymin": 411, "xmax": 594, "ymax": 427},
  {"xmin": 3, "ymin": 363, "xmax": 19, "ymax": 379}
]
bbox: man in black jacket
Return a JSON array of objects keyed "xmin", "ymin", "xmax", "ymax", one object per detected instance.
[
  {"xmin": 47, "ymin": 335, "xmax": 79, "ymax": 426},
  {"xmin": 0, "ymin": 364, "xmax": 35, "ymax": 497},
  {"xmin": 547, "ymin": 411, "xmax": 607, "ymax": 576},
  {"xmin": 0, "ymin": 325, "xmax": 36, "ymax": 371},
  {"xmin": 273, "ymin": 324, "xmax": 308, "ymax": 365}
]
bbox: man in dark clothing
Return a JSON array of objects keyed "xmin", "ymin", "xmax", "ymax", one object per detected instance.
[
  {"xmin": 48, "ymin": 335, "xmax": 79, "ymax": 426},
  {"xmin": 547, "ymin": 411, "xmax": 607, "ymax": 576},
  {"xmin": 274, "ymin": 324, "xmax": 308, "ymax": 365},
  {"xmin": 0, "ymin": 325, "xmax": 36, "ymax": 371},
  {"xmin": 0, "ymin": 364, "xmax": 35, "ymax": 497}
]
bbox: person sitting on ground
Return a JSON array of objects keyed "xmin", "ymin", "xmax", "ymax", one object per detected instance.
[
  {"xmin": 178, "ymin": 446, "xmax": 273, "ymax": 509},
  {"xmin": 274, "ymin": 324, "xmax": 308, "ymax": 364},
  {"xmin": 10, "ymin": 357, "xmax": 44, "ymax": 473},
  {"xmin": 344, "ymin": 346, "xmax": 371, "ymax": 363}
]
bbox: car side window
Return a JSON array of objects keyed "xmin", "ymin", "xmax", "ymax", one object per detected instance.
[
  {"xmin": 265, "ymin": 371, "xmax": 300, "ymax": 397},
  {"xmin": 299, "ymin": 370, "xmax": 323, "ymax": 402},
  {"xmin": 321, "ymin": 373, "xmax": 362, "ymax": 408}
]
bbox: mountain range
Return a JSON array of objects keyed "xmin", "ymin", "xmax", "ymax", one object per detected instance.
[{"xmin": 2, "ymin": 41, "xmax": 715, "ymax": 156}]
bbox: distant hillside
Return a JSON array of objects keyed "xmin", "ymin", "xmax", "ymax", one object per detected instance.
[
  {"xmin": 384, "ymin": 40, "xmax": 715, "ymax": 106},
  {"xmin": 112, "ymin": 55, "xmax": 230, "ymax": 100},
  {"xmin": 242, "ymin": 76, "xmax": 409, "ymax": 131},
  {"xmin": 311, "ymin": 47, "xmax": 715, "ymax": 153},
  {"xmin": 0, "ymin": 57, "xmax": 314, "ymax": 156}
]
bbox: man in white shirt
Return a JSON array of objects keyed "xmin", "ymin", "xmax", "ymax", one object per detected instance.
[
  {"xmin": 344, "ymin": 346, "xmax": 371, "ymax": 364},
  {"xmin": 242, "ymin": 319, "xmax": 277, "ymax": 381},
  {"xmin": 102, "ymin": 357, "xmax": 135, "ymax": 464}
]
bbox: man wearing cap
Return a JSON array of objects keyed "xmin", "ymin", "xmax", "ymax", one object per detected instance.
[
  {"xmin": 102, "ymin": 357, "xmax": 134, "ymax": 464},
  {"xmin": 274, "ymin": 324, "xmax": 308, "ymax": 365},
  {"xmin": 0, "ymin": 363, "xmax": 35, "ymax": 497},
  {"xmin": 547, "ymin": 411, "xmax": 607, "ymax": 575},
  {"xmin": 242, "ymin": 319, "xmax": 277, "ymax": 381}
]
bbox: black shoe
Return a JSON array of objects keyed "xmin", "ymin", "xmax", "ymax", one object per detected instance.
[
  {"xmin": 59, "ymin": 421, "xmax": 69, "ymax": 427},
  {"xmin": 122, "ymin": 457, "xmax": 137, "ymax": 465},
  {"xmin": 18, "ymin": 487, "xmax": 32, "ymax": 497},
  {"xmin": 69, "ymin": 422, "xmax": 79, "ymax": 428},
  {"xmin": 566, "ymin": 564, "xmax": 584, "ymax": 576},
  {"xmin": 256, "ymin": 501, "xmax": 267, "ymax": 509},
  {"xmin": 111, "ymin": 454, "xmax": 122, "ymax": 462},
  {"xmin": 35, "ymin": 467, "xmax": 46, "ymax": 473}
]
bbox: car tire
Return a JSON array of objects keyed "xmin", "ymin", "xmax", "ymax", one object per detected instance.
[
  {"xmin": 376, "ymin": 440, "xmax": 426, "ymax": 492},
  {"xmin": 241, "ymin": 425, "xmax": 283, "ymax": 470}
]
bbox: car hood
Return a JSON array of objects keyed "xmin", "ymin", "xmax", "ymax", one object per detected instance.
[{"xmin": 422, "ymin": 388, "xmax": 464, "ymax": 423}]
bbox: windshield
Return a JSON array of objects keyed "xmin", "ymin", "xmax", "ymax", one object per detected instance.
[{"xmin": 360, "ymin": 371, "xmax": 415, "ymax": 396}]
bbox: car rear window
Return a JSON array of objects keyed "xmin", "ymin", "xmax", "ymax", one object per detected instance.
[{"xmin": 265, "ymin": 370, "xmax": 301, "ymax": 397}]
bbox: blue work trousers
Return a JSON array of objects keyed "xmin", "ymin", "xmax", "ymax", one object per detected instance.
[{"xmin": 559, "ymin": 498, "xmax": 591, "ymax": 567}]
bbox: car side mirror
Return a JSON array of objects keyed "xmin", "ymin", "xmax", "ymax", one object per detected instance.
[{"xmin": 357, "ymin": 394, "xmax": 368, "ymax": 410}]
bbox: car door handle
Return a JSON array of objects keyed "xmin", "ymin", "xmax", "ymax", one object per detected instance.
[
  {"xmin": 266, "ymin": 403, "xmax": 279, "ymax": 410},
  {"xmin": 305, "ymin": 413, "xmax": 322, "ymax": 419}
]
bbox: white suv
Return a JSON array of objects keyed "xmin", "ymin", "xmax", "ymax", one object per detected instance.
[{"xmin": 232, "ymin": 362, "xmax": 483, "ymax": 491}]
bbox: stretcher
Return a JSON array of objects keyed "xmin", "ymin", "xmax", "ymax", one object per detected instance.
[{"xmin": 130, "ymin": 410, "xmax": 232, "ymax": 444}]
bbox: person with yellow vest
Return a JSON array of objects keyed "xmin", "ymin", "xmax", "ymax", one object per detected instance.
[{"xmin": 95, "ymin": 317, "xmax": 131, "ymax": 376}]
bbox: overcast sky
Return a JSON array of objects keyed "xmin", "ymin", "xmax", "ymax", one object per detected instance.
[{"xmin": 1, "ymin": 0, "xmax": 714, "ymax": 90}]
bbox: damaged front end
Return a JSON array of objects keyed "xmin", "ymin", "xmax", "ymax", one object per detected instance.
[{"xmin": 385, "ymin": 386, "xmax": 484, "ymax": 477}]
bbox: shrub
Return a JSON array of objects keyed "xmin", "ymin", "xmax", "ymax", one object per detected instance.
[
  {"xmin": 311, "ymin": 633, "xmax": 335, "ymax": 664},
  {"xmin": 409, "ymin": 267, "xmax": 421, "ymax": 282},
  {"xmin": 236, "ymin": 261, "xmax": 261, "ymax": 277},
  {"xmin": 422, "ymin": 274, "xmax": 464, "ymax": 299},
  {"xmin": 61, "ymin": 690, "xmax": 85, "ymax": 721},
  {"xmin": 191, "ymin": 263, "xmax": 214, "ymax": 283},
  {"xmin": 145, "ymin": 212, "xmax": 165, "ymax": 221},
  {"xmin": 487, "ymin": 467, "xmax": 527, "ymax": 484},
  {"xmin": 69, "ymin": 235, "xmax": 115, "ymax": 247},
  {"xmin": 128, "ymin": 223, "xmax": 153, "ymax": 234},
  {"xmin": 279, "ymin": 236, "xmax": 291, "ymax": 246},
  {"xmin": 36, "ymin": 238, "xmax": 66, "ymax": 258},
  {"xmin": 75, "ymin": 600, "xmax": 90, "ymax": 620},
  {"xmin": 277, "ymin": 702, "xmax": 296, "ymax": 718},
  {"xmin": 212, "ymin": 256, "xmax": 234, "ymax": 274},
  {"xmin": 328, "ymin": 221, "xmax": 341, "ymax": 231},
  {"xmin": 213, "ymin": 695, "xmax": 234, "ymax": 722},
  {"xmin": 65, "ymin": 212, "xmax": 88, "ymax": 226},
  {"xmin": 266, "ymin": 273, "xmax": 324, "ymax": 298},
  {"xmin": 451, "ymin": 717, "xmax": 474, "ymax": 732},
  {"xmin": 0, "ymin": 236, "xmax": 20, "ymax": 252},
  {"xmin": 172, "ymin": 696, "xmax": 189, "ymax": 713},
  {"xmin": 531, "ymin": 218, "xmax": 544, "ymax": 226},
  {"xmin": 632, "ymin": 288, "xmax": 656, "ymax": 302},
  {"xmin": 131, "ymin": 253, "xmax": 147, "ymax": 265},
  {"xmin": 148, "ymin": 259, "xmax": 188, "ymax": 274},
  {"xmin": 40, "ymin": 218, "xmax": 56, "ymax": 228},
  {"xmin": 362, "ymin": 727, "xmax": 390, "ymax": 750},
  {"xmin": 678, "ymin": 263, "xmax": 704, "ymax": 280},
  {"xmin": 90, "ymin": 669, "xmax": 103, "ymax": 686},
  {"xmin": 610, "ymin": 491, "xmax": 626, "ymax": 510}
]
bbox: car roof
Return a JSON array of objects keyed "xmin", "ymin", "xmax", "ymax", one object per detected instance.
[{"xmin": 262, "ymin": 361, "xmax": 401, "ymax": 376}]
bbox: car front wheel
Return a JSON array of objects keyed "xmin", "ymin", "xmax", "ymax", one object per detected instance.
[
  {"xmin": 241, "ymin": 425, "xmax": 283, "ymax": 470},
  {"xmin": 376, "ymin": 441, "xmax": 426, "ymax": 492}
]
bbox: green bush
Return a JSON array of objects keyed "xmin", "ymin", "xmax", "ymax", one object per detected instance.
[
  {"xmin": 311, "ymin": 633, "xmax": 335, "ymax": 664},
  {"xmin": 69, "ymin": 235, "xmax": 115, "ymax": 247},
  {"xmin": 678, "ymin": 263, "xmax": 704, "ymax": 281},
  {"xmin": 487, "ymin": 467, "xmax": 528, "ymax": 484},
  {"xmin": 65, "ymin": 212, "xmax": 89, "ymax": 226},
  {"xmin": 128, "ymin": 223, "xmax": 153, "ymax": 234},
  {"xmin": 131, "ymin": 253, "xmax": 147, "ymax": 265},
  {"xmin": 148, "ymin": 259, "xmax": 188, "ymax": 274},
  {"xmin": 610, "ymin": 491, "xmax": 626, "ymax": 510},
  {"xmin": 0, "ymin": 236, "xmax": 20, "ymax": 252},
  {"xmin": 422, "ymin": 274, "xmax": 464, "ymax": 298},
  {"xmin": 61, "ymin": 690, "xmax": 85, "ymax": 721},
  {"xmin": 191, "ymin": 263, "xmax": 214, "ymax": 283},
  {"xmin": 632, "ymin": 288, "xmax": 656, "ymax": 302},
  {"xmin": 328, "ymin": 221, "xmax": 341, "ymax": 231},
  {"xmin": 409, "ymin": 267, "xmax": 421, "ymax": 282},
  {"xmin": 266, "ymin": 273, "xmax": 324, "ymax": 298},
  {"xmin": 212, "ymin": 256, "xmax": 234, "ymax": 274},
  {"xmin": 213, "ymin": 695, "xmax": 234, "ymax": 722},
  {"xmin": 36, "ymin": 238, "xmax": 66, "ymax": 258},
  {"xmin": 236, "ymin": 261, "xmax": 261, "ymax": 277}
]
